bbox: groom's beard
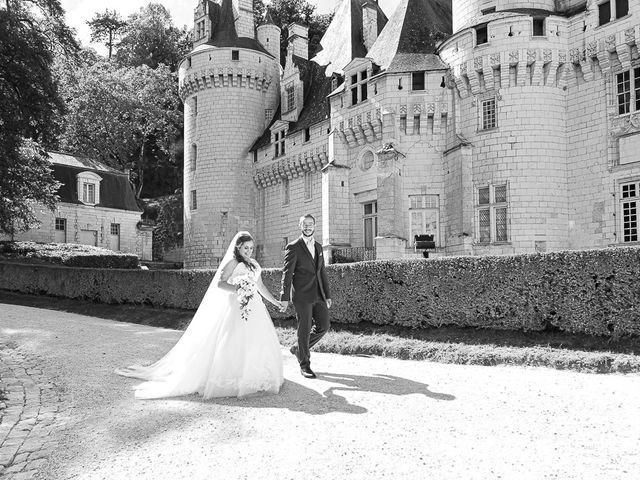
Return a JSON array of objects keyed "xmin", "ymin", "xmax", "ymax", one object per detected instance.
[{"xmin": 302, "ymin": 231, "xmax": 314, "ymax": 239}]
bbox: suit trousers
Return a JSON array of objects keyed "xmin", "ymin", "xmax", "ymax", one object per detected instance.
[{"xmin": 293, "ymin": 298, "xmax": 330, "ymax": 368}]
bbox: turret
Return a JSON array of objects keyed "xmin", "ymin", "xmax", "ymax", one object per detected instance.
[
  {"xmin": 257, "ymin": 10, "xmax": 281, "ymax": 66},
  {"xmin": 179, "ymin": 0, "xmax": 281, "ymax": 268}
]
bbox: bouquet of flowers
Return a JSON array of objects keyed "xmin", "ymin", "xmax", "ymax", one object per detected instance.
[{"xmin": 234, "ymin": 276, "xmax": 255, "ymax": 322}]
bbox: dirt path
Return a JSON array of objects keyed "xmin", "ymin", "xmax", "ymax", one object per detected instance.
[{"xmin": 1, "ymin": 302, "xmax": 639, "ymax": 480}]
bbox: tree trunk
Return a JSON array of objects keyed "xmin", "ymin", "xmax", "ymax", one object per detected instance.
[{"xmin": 136, "ymin": 142, "xmax": 145, "ymax": 198}]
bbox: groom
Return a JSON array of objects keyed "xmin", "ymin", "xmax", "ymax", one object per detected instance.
[{"xmin": 279, "ymin": 214, "xmax": 332, "ymax": 378}]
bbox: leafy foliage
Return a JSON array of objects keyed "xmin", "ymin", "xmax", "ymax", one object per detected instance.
[
  {"xmin": 0, "ymin": 240, "xmax": 139, "ymax": 268},
  {"xmin": 255, "ymin": 0, "xmax": 333, "ymax": 66},
  {"xmin": 0, "ymin": 140, "xmax": 61, "ymax": 235},
  {"xmin": 87, "ymin": 9, "xmax": 127, "ymax": 60},
  {"xmin": 0, "ymin": 0, "xmax": 78, "ymax": 235},
  {"xmin": 114, "ymin": 3, "xmax": 191, "ymax": 71},
  {"xmin": 149, "ymin": 193, "xmax": 184, "ymax": 260},
  {"xmin": 60, "ymin": 61, "xmax": 182, "ymax": 198}
]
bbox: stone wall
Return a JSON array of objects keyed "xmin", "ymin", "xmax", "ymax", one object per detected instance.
[{"xmin": 1, "ymin": 203, "xmax": 147, "ymax": 259}]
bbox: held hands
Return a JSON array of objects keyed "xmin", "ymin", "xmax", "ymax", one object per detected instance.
[
  {"xmin": 326, "ymin": 298, "xmax": 332, "ymax": 309},
  {"xmin": 279, "ymin": 300, "xmax": 289, "ymax": 312}
]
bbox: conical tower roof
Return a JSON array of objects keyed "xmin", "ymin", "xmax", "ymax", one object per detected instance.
[
  {"xmin": 201, "ymin": 0, "xmax": 270, "ymax": 55},
  {"xmin": 367, "ymin": 0, "xmax": 451, "ymax": 72},
  {"xmin": 311, "ymin": 0, "xmax": 388, "ymax": 76}
]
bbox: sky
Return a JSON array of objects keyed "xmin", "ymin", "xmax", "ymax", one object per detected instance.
[{"xmin": 60, "ymin": 0, "xmax": 401, "ymax": 54}]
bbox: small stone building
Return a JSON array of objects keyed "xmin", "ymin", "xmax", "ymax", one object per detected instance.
[{"xmin": 3, "ymin": 152, "xmax": 152, "ymax": 260}]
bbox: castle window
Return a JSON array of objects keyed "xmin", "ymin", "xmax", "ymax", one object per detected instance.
[
  {"xmin": 350, "ymin": 69, "xmax": 369, "ymax": 105},
  {"xmin": 475, "ymin": 24, "xmax": 488, "ymax": 45},
  {"xmin": 286, "ymin": 83, "xmax": 295, "ymax": 112},
  {"xmin": 304, "ymin": 128, "xmax": 310, "ymax": 142},
  {"xmin": 616, "ymin": 0, "xmax": 629, "ymax": 19},
  {"xmin": 480, "ymin": 97, "xmax": 497, "ymax": 130},
  {"xmin": 413, "ymin": 114, "xmax": 421, "ymax": 135},
  {"xmin": 274, "ymin": 129, "xmax": 286, "ymax": 157},
  {"xmin": 409, "ymin": 194, "xmax": 439, "ymax": 248},
  {"xmin": 412, "ymin": 72, "xmax": 425, "ymax": 91},
  {"xmin": 304, "ymin": 171, "xmax": 313, "ymax": 200},
  {"xmin": 400, "ymin": 114, "xmax": 407, "ymax": 134},
  {"xmin": 599, "ymin": 2, "xmax": 611, "ymax": 25},
  {"xmin": 231, "ymin": 50, "xmax": 239, "ymax": 61},
  {"xmin": 193, "ymin": 96, "xmax": 197, "ymax": 116},
  {"xmin": 190, "ymin": 190, "xmax": 197, "ymax": 210},
  {"xmin": 533, "ymin": 18, "xmax": 545, "ymax": 36},
  {"xmin": 620, "ymin": 180, "xmax": 640, "ymax": 242},
  {"xmin": 476, "ymin": 184, "xmax": 508, "ymax": 244},
  {"xmin": 187, "ymin": 56, "xmax": 192, "ymax": 68},
  {"xmin": 363, "ymin": 201, "xmax": 378, "ymax": 248},
  {"xmin": 76, "ymin": 171, "xmax": 102, "ymax": 206},
  {"xmin": 191, "ymin": 144, "xmax": 197, "ymax": 171},
  {"xmin": 616, "ymin": 68, "xmax": 640, "ymax": 115},
  {"xmin": 282, "ymin": 178, "xmax": 290, "ymax": 206}
]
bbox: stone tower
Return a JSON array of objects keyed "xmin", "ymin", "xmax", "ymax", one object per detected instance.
[
  {"xmin": 439, "ymin": 0, "xmax": 578, "ymax": 254},
  {"xmin": 178, "ymin": 0, "xmax": 281, "ymax": 268}
]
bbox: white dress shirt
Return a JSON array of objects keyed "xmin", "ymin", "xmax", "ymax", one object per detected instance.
[{"xmin": 304, "ymin": 237, "xmax": 315, "ymax": 259}]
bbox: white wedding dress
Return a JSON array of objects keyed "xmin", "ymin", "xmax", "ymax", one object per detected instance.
[{"xmin": 116, "ymin": 252, "xmax": 284, "ymax": 400}]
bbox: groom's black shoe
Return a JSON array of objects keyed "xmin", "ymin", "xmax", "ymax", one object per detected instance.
[{"xmin": 300, "ymin": 365, "xmax": 316, "ymax": 379}]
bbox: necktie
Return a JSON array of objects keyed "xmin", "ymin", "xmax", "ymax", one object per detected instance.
[{"xmin": 306, "ymin": 238, "xmax": 315, "ymax": 259}]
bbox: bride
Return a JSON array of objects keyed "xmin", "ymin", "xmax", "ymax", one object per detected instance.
[{"xmin": 116, "ymin": 231, "xmax": 284, "ymax": 399}]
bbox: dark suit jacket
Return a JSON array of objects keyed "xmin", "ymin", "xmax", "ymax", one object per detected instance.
[{"xmin": 280, "ymin": 236, "xmax": 331, "ymax": 303}]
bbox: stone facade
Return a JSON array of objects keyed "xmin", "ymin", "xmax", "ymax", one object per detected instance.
[
  {"xmin": 3, "ymin": 152, "xmax": 151, "ymax": 260},
  {"xmin": 184, "ymin": 0, "xmax": 640, "ymax": 268}
]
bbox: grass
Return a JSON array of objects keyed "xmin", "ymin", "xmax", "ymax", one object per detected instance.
[{"xmin": 2, "ymin": 290, "xmax": 639, "ymax": 374}]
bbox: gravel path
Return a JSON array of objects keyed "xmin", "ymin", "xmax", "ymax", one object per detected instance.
[{"xmin": 1, "ymin": 302, "xmax": 639, "ymax": 480}]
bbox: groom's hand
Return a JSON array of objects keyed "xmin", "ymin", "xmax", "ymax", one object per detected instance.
[
  {"xmin": 279, "ymin": 301, "xmax": 289, "ymax": 312},
  {"xmin": 326, "ymin": 299, "xmax": 332, "ymax": 309}
]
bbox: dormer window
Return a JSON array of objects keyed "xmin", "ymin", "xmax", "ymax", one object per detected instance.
[
  {"xmin": 351, "ymin": 69, "xmax": 368, "ymax": 105},
  {"xmin": 76, "ymin": 171, "xmax": 102, "ymax": 206},
  {"xmin": 285, "ymin": 83, "xmax": 295, "ymax": 112},
  {"xmin": 232, "ymin": 50, "xmax": 239, "ymax": 61},
  {"xmin": 274, "ymin": 129, "xmax": 286, "ymax": 157}
]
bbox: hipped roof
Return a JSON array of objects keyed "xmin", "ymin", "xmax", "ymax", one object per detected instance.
[
  {"xmin": 48, "ymin": 152, "xmax": 140, "ymax": 212},
  {"xmin": 311, "ymin": 0, "xmax": 388, "ymax": 76},
  {"xmin": 367, "ymin": 0, "xmax": 452, "ymax": 72}
]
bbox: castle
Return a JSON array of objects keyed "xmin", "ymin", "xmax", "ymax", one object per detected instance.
[{"xmin": 178, "ymin": 0, "xmax": 640, "ymax": 269}]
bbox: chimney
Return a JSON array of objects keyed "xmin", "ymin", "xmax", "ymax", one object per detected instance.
[
  {"xmin": 287, "ymin": 23, "xmax": 309, "ymax": 60},
  {"xmin": 235, "ymin": 0, "xmax": 255, "ymax": 38},
  {"xmin": 362, "ymin": 1, "xmax": 378, "ymax": 52}
]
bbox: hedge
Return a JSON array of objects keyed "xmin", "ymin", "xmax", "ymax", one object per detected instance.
[
  {"xmin": 1, "ymin": 247, "xmax": 640, "ymax": 337},
  {"xmin": 0, "ymin": 241, "xmax": 139, "ymax": 269}
]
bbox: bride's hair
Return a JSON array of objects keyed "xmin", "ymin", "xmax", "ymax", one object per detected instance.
[{"xmin": 233, "ymin": 232, "xmax": 256, "ymax": 270}]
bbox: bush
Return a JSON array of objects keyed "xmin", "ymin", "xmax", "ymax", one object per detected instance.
[
  {"xmin": 315, "ymin": 248, "xmax": 640, "ymax": 337},
  {"xmin": 2, "ymin": 246, "xmax": 640, "ymax": 337},
  {"xmin": 0, "ymin": 241, "xmax": 139, "ymax": 269}
]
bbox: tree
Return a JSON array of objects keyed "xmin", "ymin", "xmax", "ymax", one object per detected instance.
[
  {"xmin": 87, "ymin": 9, "xmax": 126, "ymax": 60},
  {"xmin": 114, "ymin": 3, "xmax": 190, "ymax": 71},
  {"xmin": 0, "ymin": 140, "xmax": 61, "ymax": 237},
  {"xmin": 0, "ymin": 0, "xmax": 78, "ymax": 235},
  {"xmin": 255, "ymin": 0, "xmax": 333, "ymax": 66},
  {"xmin": 60, "ymin": 62, "xmax": 182, "ymax": 198}
]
